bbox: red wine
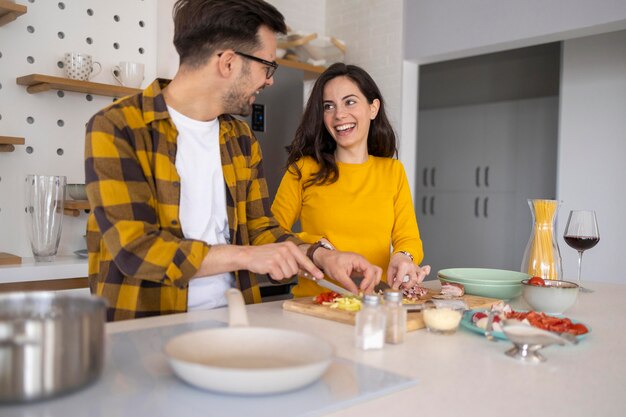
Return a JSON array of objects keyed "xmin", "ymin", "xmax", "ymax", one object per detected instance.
[{"xmin": 564, "ymin": 235, "xmax": 600, "ymax": 251}]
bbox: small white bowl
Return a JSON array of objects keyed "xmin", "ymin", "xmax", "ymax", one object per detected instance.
[
  {"xmin": 423, "ymin": 306, "xmax": 464, "ymax": 334},
  {"xmin": 521, "ymin": 279, "xmax": 579, "ymax": 314}
]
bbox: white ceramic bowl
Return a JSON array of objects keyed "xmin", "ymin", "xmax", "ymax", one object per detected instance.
[
  {"xmin": 66, "ymin": 184, "xmax": 87, "ymax": 200},
  {"xmin": 521, "ymin": 279, "xmax": 579, "ymax": 314}
]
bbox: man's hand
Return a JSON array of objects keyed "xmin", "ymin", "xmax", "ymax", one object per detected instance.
[
  {"xmin": 240, "ymin": 241, "xmax": 324, "ymax": 281},
  {"xmin": 387, "ymin": 252, "xmax": 431, "ymax": 290},
  {"xmin": 313, "ymin": 250, "xmax": 382, "ymax": 294},
  {"xmin": 195, "ymin": 242, "xmax": 324, "ymax": 281}
]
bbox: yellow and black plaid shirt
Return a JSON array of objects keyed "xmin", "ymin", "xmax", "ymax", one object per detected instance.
[{"xmin": 85, "ymin": 79, "xmax": 300, "ymax": 321}]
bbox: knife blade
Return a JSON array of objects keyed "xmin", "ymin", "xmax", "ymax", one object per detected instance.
[
  {"xmin": 315, "ymin": 278, "xmax": 357, "ymax": 298},
  {"xmin": 300, "ymin": 271, "xmax": 358, "ymax": 298},
  {"xmin": 352, "ymin": 276, "xmax": 390, "ymax": 293}
]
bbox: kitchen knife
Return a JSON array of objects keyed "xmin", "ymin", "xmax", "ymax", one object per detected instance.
[{"xmin": 300, "ymin": 271, "xmax": 358, "ymax": 298}]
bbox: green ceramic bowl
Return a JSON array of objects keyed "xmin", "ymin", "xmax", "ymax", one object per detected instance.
[
  {"xmin": 438, "ymin": 268, "xmax": 528, "ymax": 299},
  {"xmin": 438, "ymin": 268, "xmax": 530, "ymax": 284},
  {"xmin": 439, "ymin": 273, "xmax": 525, "ymax": 300}
]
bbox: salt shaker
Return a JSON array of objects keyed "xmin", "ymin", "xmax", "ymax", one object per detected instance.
[
  {"xmin": 355, "ymin": 294, "xmax": 386, "ymax": 350},
  {"xmin": 383, "ymin": 290, "xmax": 406, "ymax": 344}
]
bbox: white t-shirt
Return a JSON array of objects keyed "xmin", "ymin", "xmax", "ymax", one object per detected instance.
[{"xmin": 168, "ymin": 105, "xmax": 234, "ymax": 311}]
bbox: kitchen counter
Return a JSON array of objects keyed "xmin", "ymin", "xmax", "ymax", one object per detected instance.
[
  {"xmin": 4, "ymin": 280, "xmax": 626, "ymax": 416},
  {"xmin": 0, "ymin": 255, "xmax": 88, "ymax": 292}
]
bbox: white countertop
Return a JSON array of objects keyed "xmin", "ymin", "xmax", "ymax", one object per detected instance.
[
  {"xmin": 0, "ymin": 255, "xmax": 87, "ymax": 283},
  {"xmin": 2, "ymin": 281, "xmax": 624, "ymax": 416},
  {"xmin": 103, "ymin": 280, "xmax": 626, "ymax": 417}
]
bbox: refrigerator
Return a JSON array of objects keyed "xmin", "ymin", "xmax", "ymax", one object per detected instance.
[{"xmin": 240, "ymin": 66, "xmax": 305, "ymax": 202}]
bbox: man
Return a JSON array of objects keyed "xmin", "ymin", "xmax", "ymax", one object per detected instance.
[{"xmin": 85, "ymin": 0, "xmax": 381, "ymax": 321}]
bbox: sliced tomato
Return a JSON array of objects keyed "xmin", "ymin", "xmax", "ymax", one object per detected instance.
[
  {"xmin": 472, "ymin": 312, "xmax": 487, "ymax": 323},
  {"xmin": 314, "ymin": 291, "xmax": 340, "ymax": 304},
  {"xmin": 528, "ymin": 276, "xmax": 546, "ymax": 286},
  {"xmin": 568, "ymin": 323, "xmax": 589, "ymax": 335}
]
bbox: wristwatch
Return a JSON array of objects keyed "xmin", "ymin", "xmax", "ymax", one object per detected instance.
[
  {"xmin": 306, "ymin": 240, "xmax": 334, "ymax": 267},
  {"xmin": 396, "ymin": 250, "xmax": 414, "ymax": 262}
]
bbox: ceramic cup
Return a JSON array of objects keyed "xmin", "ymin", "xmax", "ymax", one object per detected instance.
[
  {"xmin": 111, "ymin": 62, "xmax": 145, "ymax": 88},
  {"xmin": 64, "ymin": 52, "xmax": 102, "ymax": 81}
]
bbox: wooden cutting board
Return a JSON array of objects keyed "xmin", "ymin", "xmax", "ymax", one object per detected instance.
[{"xmin": 282, "ymin": 291, "xmax": 501, "ymax": 332}]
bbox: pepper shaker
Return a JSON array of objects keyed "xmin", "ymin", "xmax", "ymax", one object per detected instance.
[{"xmin": 383, "ymin": 290, "xmax": 406, "ymax": 344}]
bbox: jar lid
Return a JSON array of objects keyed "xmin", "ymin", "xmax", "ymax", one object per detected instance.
[
  {"xmin": 362, "ymin": 294, "xmax": 381, "ymax": 306},
  {"xmin": 383, "ymin": 290, "xmax": 402, "ymax": 302}
]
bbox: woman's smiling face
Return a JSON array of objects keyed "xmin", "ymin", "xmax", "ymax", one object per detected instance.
[{"xmin": 322, "ymin": 76, "xmax": 379, "ymax": 155}]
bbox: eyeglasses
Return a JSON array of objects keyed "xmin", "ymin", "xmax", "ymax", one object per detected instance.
[{"xmin": 234, "ymin": 51, "xmax": 278, "ymax": 79}]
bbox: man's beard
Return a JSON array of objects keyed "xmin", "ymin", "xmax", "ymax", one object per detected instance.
[{"xmin": 222, "ymin": 63, "xmax": 258, "ymax": 116}]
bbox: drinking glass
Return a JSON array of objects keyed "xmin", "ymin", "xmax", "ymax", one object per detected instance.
[
  {"xmin": 563, "ymin": 210, "xmax": 599, "ymax": 292},
  {"xmin": 25, "ymin": 175, "xmax": 66, "ymax": 261}
]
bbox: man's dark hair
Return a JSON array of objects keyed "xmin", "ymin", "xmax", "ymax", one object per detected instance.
[{"xmin": 173, "ymin": 0, "xmax": 287, "ymax": 68}]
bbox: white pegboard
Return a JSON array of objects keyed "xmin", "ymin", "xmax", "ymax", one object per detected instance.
[{"xmin": 0, "ymin": 0, "xmax": 157, "ymax": 258}]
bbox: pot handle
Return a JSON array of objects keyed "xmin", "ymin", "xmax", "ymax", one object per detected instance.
[{"xmin": 225, "ymin": 288, "xmax": 250, "ymax": 327}]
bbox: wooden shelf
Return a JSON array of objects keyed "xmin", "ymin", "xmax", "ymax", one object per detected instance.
[
  {"xmin": 16, "ymin": 74, "xmax": 141, "ymax": 98},
  {"xmin": 0, "ymin": 1, "xmax": 26, "ymax": 27},
  {"xmin": 0, "ymin": 135, "xmax": 25, "ymax": 152},
  {"xmin": 64, "ymin": 200, "xmax": 90, "ymax": 217},
  {"xmin": 277, "ymin": 58, "xmax": 325, "ymax": 79}
]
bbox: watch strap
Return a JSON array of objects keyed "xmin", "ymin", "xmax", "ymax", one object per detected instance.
[{"xmin": 306, "ymin": 240, "xmax": 334, "ymax": 267}]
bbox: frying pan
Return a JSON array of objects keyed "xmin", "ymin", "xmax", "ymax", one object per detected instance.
[{"xmin": 165, "ymin": 288, "xmax": 334, "ymax": 395}]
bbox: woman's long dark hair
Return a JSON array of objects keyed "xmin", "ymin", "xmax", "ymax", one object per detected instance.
[{"xmin": 285, "ymin": 63, "xmax": 397, "ymax": 188}]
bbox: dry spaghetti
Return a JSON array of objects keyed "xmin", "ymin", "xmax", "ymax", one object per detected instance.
[{"xmin": 526, "ymin": 199, "xmax": 560, "ymax": 280}]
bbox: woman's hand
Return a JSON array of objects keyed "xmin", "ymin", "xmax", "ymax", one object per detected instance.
[
  {"xmin": 314, "ymin": 249, "xmax": 382, "ymax": 294},
  {"xmin": 387, "ymin": 252, "xmax": 431, "ymax": 290}
]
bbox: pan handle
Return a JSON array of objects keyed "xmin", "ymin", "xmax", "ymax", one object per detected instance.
[{"xmin": 225, "ymin": 288, "xmax": 250, "ymax": 327}]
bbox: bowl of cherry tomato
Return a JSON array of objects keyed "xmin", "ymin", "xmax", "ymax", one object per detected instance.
[{"xmin": 521, "ymin": 277, "xmax": 579, "ymax": 314}]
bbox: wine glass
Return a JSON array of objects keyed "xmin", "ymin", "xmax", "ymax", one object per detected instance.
[{"xmin": 563, "ymin": 210, "xmax": 600, "ymax": 293}]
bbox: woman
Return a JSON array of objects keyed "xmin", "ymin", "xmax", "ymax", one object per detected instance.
[{"xmin": 271, "ymin": 63, "xmax": 430, "ymax": 298}]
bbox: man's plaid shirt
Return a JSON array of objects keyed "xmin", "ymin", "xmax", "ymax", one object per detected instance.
[{"xmin": 85, "ymin": 79, "xmax": 300, "ymax": 321}]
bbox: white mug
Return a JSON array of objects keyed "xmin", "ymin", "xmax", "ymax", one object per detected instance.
[
  {"xmin": 64, "ymin": 52, "xmax": 101, "ymax": 81},
  {"xmin": 112, "ymin": 62, "xmax": 145, "ymax": 88}
]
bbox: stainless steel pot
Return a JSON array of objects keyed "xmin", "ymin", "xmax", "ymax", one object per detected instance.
[{"xmin": 0, "ymin": 292, "xmax": 107, "ymax": 403}]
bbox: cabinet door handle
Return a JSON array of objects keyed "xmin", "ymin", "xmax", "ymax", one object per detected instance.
[
  {"xmin": 484, "ymin": 166, "xmax": 490, "ymax": 188},
  {"xmin": 422, "ymin": 168, "xmax": 428, "ymax": 187},
  {"xmin": 483, "ymin": 197, "xmax": 489, "ymax": 218},
  {"xmin": 421, "ymin": 196, "xmax": 427, "ymax": 215},
  {"xmin": 475, "ymin": 166, "xmax": 481, "ymax": 187},
  {"xmin": 429, "ymin": 196, "xmax": 435, "ymax": 215},
  {"xmin": 430, "ymin": 167, "xmax": 436, "ymax": 187},
  {"xmin": 474, "ymin": 196, "xmax": 480, "ymax": 217}
]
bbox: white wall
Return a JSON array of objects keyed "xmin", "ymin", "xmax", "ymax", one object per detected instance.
[
  {"xmin": 268, "ymin": 0, "xmax": 325, "ymax": 35},
  {"xmin": 558, "ymin": 30, "xmax": 626, "ymax": 283},
  {"xmin": 0, "ymin": 0, "xmax": 157, "ymax": 258},
  {"xmin": 326, "ymin": 0, "xmax": 404, "ymax": 134}
]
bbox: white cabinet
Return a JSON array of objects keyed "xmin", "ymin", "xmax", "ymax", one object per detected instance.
[{"xmin": 416, "ymin": 98, "xmax": 558, "ymax": 275}]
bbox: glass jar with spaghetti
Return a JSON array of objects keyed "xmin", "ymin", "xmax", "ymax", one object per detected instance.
[{"xmin": 521, "ymin": 199, "xmax": 563, "ymax": 280}]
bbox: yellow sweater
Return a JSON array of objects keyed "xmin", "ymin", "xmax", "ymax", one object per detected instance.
[{"xmin": 272, "ymin": 156, "xmax": 424, "ymax": 297}]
